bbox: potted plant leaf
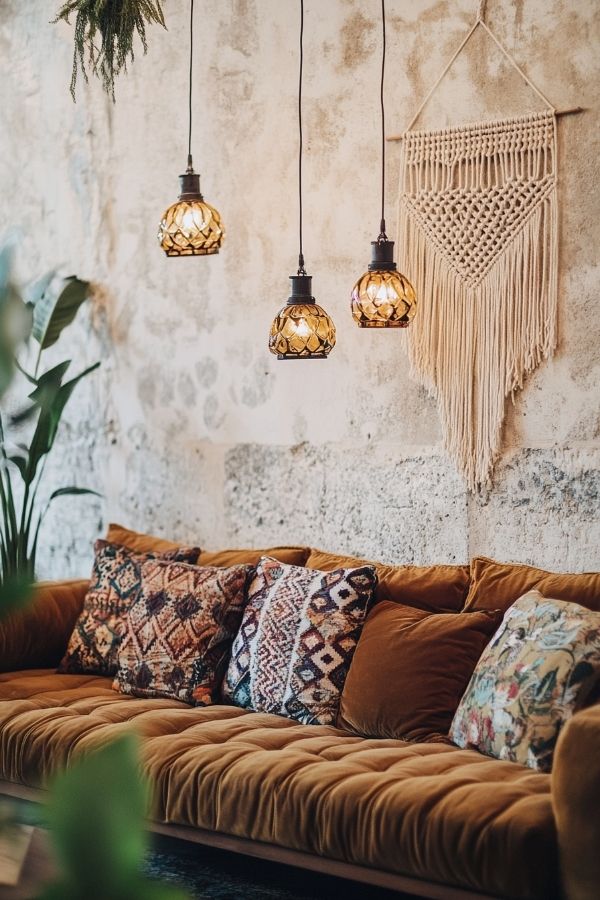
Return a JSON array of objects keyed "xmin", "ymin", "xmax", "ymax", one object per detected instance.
[{"xmin": 0, "ymin": 244, "xmax": 100, "ymax": 590}]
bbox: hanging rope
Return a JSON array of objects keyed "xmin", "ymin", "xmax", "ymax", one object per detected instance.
[{"xmin": 405, "ymin": 3, "xmax": 554, "ymax": 132}]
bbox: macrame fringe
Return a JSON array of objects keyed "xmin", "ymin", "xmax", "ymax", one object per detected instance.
[{"xmin": 398, "ymin": 114, "xmax": 558, "ymax": 491}]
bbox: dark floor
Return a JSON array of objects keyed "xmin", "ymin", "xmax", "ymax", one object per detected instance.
[{"xmin": 145, "ymin": 834, "xmax": 419, "ymax": 900}]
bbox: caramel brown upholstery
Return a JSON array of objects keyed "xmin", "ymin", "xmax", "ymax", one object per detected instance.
[
  {"xmin": 106, "ymin": 523, "xmax": 311, "ymax": 568},
  {"xmin": 0, "ymin": 669, "xmax": 558, "ymax": 899},
  {"xmin": 198, "ymin": 547, "xmax": 310, "ymax": 567},
  {"xmin": 553, "ymin": 703, "xmax": 600, "ymax": 900},
  {"xmin": 106, "ymin": 523, "xmax": 187, "ymax": 554},
  {"xmin": 306, "ymin": 549, "xmax": 470, "ymax": 613},
  {"xmin": 0, "ymin": 580, "xmax": 88, "ymax": 673},
  {"xmin": 464, "ymin": 557, "xmax": 600, "ymax": 614},
  {"xmin": 337, "ymin": 602, "xmax": 502, "ymax": 741}
]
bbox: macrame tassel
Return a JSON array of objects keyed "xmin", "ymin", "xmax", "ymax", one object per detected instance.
[{"xmin": 398, "ymin": 111, "xmax": 558, "ymax": 490}]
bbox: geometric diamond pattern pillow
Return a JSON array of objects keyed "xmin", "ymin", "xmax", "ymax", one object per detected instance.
[
  {"xmin": 113, "ymin": 559, "xmax": 253, "ymax": 705},
  {"xmin": 450, "ymin": 590, "xmax": 600, "ymax": 772},
  {"xmin": 57, "ymin": 540, "xmax": 200, "ymax": 677},
  {"xmin": 222, "ymin": 556, "xmax": 378, "ymax": 726}
]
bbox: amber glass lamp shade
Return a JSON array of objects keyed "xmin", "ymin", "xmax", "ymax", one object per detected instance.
[
  {"xmin": 158, "ymin": 170, "xmax": 224, "ymax": 257},
  {"xmin": 351, "ymin": 239, "xmax": 416, "ymax": 328},
  {"xmin": 269, "ymin": 275, "xmax": 336, "ymax": 360}
]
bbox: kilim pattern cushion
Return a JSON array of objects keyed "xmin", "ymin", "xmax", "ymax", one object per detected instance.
[
  {"xmin": 450, "ymin": 590, "xmax": 600, "ymax": 772},
  {"xmin": 223, "ymin": 556, "xmax": 378, "ymax": 726},
  {"xmin": 114, "ymin": 559, "xmax": 252, "ymax": 705},
  {"xmin": 58, "ymin": 540, "xmax": 200, "ymax": 677}
]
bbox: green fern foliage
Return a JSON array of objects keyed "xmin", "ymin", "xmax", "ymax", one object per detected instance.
[{"xmin": 53, "ymin": 0, "xmax": 167, "ymax": 101}]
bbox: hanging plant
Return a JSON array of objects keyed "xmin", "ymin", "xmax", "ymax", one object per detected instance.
[{"xmin": 53, "ymin": 0, "xmax": 167, "ymax": 101}]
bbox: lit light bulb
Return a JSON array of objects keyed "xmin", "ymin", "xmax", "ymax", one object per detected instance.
[
  {"xmin": 269, "ymin": 274, "xmax": 336, "ymax": 360},
  {"xmin": 351, "ymin": 239, "xmax": 416, "ymax": 328},
  {"xmin": 158, "ymin": 163, "xmax": 224, "ymax": 257}
]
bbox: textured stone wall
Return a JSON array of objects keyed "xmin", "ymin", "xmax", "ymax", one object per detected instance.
[{"xmin": 0, "ymin": 0, "xmax": 598, "ymax": 578}]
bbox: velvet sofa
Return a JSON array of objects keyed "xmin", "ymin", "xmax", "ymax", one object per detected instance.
[{"xmin": 0, "ymin": 535, "xmax": 599, "ymax": 900}]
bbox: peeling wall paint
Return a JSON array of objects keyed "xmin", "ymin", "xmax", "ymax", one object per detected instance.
[{"xmin": 0, "ymin": 0, "xmax": 598, "ymax": 578}]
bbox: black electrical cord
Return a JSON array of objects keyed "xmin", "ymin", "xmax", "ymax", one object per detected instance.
[
  {"xmin": 297, "ymin": 0, "xmax": 306, "ymax": 275},
  {"xmin": 379, "ymin": 0, "xmax": 387, "ymax": 240},
  {"xmin": 187, "ymin": 0, "xmax": 194, "ymax": 170}
]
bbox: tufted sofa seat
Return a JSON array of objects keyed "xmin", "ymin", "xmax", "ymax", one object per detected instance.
[
  {"xmin": 0, "ymin": 668, "xmax": 559, "ymax": 900},
  {"xmin": 2, "ymin": 564, "xmax": 599, "ymax": 900}
]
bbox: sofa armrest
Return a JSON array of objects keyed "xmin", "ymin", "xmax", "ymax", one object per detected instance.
[
  {"xmin": 0, "ymin": 579, "xmax": 88, "ymax": 673},
  {"xmin": 552, "ymin": 703, "xmax": 600, "ymax": 900}
]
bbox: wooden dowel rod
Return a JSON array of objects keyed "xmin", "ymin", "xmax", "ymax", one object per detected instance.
[
  {"xmin": 556, "ymin": 105, "xmax": 585, "ymax": 117},
  {"xmin": 386, "ymin": 106, "xmax": 584, "ymax": 141}
]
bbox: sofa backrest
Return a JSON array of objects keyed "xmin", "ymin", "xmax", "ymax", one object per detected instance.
[
  {"xmin": 305, "ymin": 548, "xmax": 470, "ymax": 613},
  {"xmin": 464, "ymin": 557, "xmax": 600, "ymax": 614},
  {"xmin": 0, "ymin": 579, "xmax": 88, "ymax": 672},
  {"xmin": 106, "ymin": 523, "xmax": 310, "ymax": 567}
]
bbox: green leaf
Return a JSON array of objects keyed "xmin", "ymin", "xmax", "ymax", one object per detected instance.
[
  {"xmin": 48, "ymin": 486, "xmax": 101, "ymax": 502},
  {"xmin": 27, "ymin": 360, "xmax": 72, "ymax": 410},
  {"xmin": 0, "ymin": 244, "xmax": 13, "ymax": 293},
  {"xmin": 41, "ymin": 735, "xmax": 180, "ymax": 900},
  {"xmin": 8, "ymin": 455, "xmax": 27, "ymax": 481},
  {"xmin": 24, "ymin": 361, "xmax": 99, "ymax": 485},
  {"xmin": 0, "ymin": 571, "xmax": 33, "ymax": 620},
  {"xmin": 14, "ymin": 356, "xmax": 37, "ymax": 385},
  {"xmin": 31, "ymin": 360, "xmax": 72, "ymax": 392},
  {"xmin": 0, "ymin": 244, "xmax": 30, "ymax": 397},
  {"xmin": 31, "ymin": 276, "xmax": 90, "ymax": 350}
]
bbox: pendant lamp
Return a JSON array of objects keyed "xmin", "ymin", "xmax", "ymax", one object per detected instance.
[
  {"xmin": 268, "ymin": 0, "xmax": 336, "ymax": 360},
  {"xmin": 158, "ymin": 0, "xmax": 224, "ymax": 257},
  {"xmin": 350, "ymin": 0, "xmax": 416, "ymax": 327}
]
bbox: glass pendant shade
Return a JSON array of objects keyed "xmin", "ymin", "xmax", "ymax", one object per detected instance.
[
  {"xmin": 351, "ymin": 239, "xmax": 416, "ymax": 328},
  {"xmin": 269, "ymin": 275, "xmax": 336, "ymax": 359},
  {"xmin": 158, "ymin": 169, "xmax": 224, "ymax": 257}
]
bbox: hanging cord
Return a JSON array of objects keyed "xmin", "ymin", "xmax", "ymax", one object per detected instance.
[
  {"xmin": 378, "ymin": 0, "xmax": 387, "ymax": 240},
  {"xmin": 405, "ymin": 0, "xmax": 554, "ymax": 132},
  {"xmin": 187, "ymin": 0, "xmax": 194, "ymax": 171},
  {"xmin": 297, "ymin": 0, "xmax": 306, "ymax": 274}
]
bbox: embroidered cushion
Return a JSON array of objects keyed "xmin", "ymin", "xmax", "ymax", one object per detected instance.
[
  {"xmin": 113, "ymin": 559, "xmax": 252, "ymax": 705},
  {"xmin": 58, "ymin": 540, "xmax": 200, "ymax": 676},
  {"xmin": 222, "ymin": 556, "xmax": 378, "ymax": 726},
  {"xmin": 450, "ymin": 590, "xmax": 600, "ymax": 771}
]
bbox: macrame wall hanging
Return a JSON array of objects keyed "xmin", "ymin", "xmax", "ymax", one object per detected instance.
[{"xmin": 394, "ymin": 2, "xmax": 579, "ymax": 491}]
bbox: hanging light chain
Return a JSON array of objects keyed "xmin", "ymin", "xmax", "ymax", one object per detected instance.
[
  {"xmin": 187, "ymin": 0, "xmax": 194, "ymax": 171},
  {"xmin": 379, "ymin": 0, "xmax": 387, "ymax": 241}
]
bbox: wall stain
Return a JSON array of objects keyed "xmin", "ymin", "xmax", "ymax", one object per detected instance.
[{"xmin": 339, "ymin": 11, "xmax": 376, "ymax": 71}]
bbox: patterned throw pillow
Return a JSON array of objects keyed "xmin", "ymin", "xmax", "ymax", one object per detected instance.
[
  {"xmin": 113, "ymin": 559, "xmax": 252, "ymax": 705},
  {"xmin": 222, "ymin": 556, "xmax": 378, "ymax": 726},
  {"xmin": 450, "ymin": 590, "xmax": 600, "ymax": 771},
  {"xmin": 58, "ymin": 540, "xmax": 200, "ymax": 676}
]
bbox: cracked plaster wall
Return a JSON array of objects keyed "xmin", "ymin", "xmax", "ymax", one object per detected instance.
[{"xmin": 0, "ymin": 0, "xmax": 598, "ymax": 577}]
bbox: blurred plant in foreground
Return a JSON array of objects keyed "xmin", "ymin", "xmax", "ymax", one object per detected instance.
[{"xmin": 38, "ymin": 735, "xmax": 189, "ymax": 900}]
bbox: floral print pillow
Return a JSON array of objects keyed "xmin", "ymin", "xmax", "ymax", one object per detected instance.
[{"xmin": 450, "ymin": 590, "xmax": 600, "ymax": 772}]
